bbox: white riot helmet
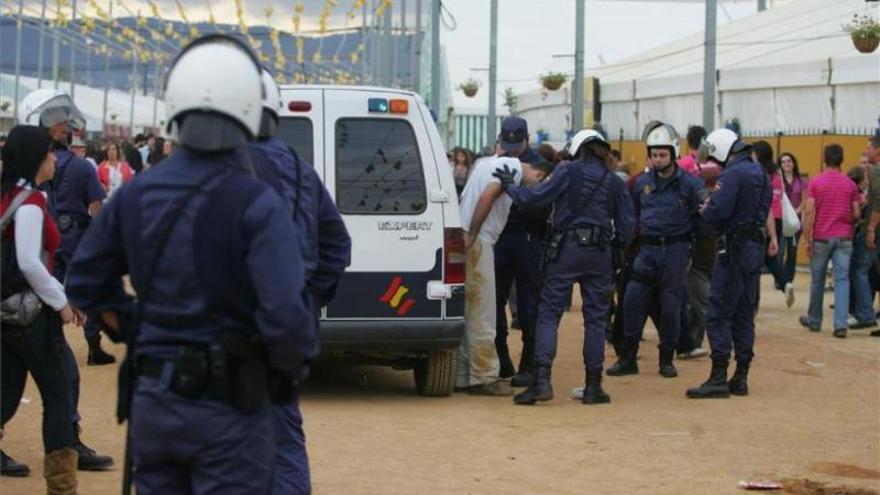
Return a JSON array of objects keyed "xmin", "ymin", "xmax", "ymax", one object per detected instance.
[
  {"xmin": 565, "ymin": 129, "xmax": 609, "ymax": 159},
  {"xmin": 699, "ymin": 128, "xmax": 740, "ymax": 164},
  {"xmin": 18, "ymin": 88, "xmax": 86, "ymax": 132},
  {"xmin": 642, "ymin": 120, "xmax": 680, "ymax": 159},
  {"xmin": 257, "ymin": 68, "xmax": 283, "ymax": 140},
  {"xmin": 164, "ymin": 34, "xmax": 264, "ymax": 152}
]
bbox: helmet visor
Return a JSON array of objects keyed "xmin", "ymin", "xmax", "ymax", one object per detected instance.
[
  {"xmin": 697, "ymin": 137, "xmax": 713, "ymax": 163},
  {"xmin": 30, "ymin": 95, "xmax": 86, "ymax": 131}
]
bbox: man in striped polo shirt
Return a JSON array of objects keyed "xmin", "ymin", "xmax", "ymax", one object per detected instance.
[{"xmin": 799, "ymin": 144, "xmax": 862, "ymax": 338}]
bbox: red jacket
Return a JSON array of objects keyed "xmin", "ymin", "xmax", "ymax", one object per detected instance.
[{"xmin": 97, "ymin": 161, "xmax": 135, "ymax": 191}]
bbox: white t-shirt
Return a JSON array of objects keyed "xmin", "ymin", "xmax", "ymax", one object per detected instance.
[{"xmin": 459, "ymin": 155, "xmax": 523, "ymax": 245}]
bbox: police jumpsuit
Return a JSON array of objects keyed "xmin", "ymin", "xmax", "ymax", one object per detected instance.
[
  {"xmin": 66, "ymin": 148, "xmax": 316, "ymax": 494},
  {"xmin": 701, "ymin": 154, "xmax": 771, "ymax": 366},
  {"xmin": 622, "ymin": 166, "xmax": 703, "ymax": 356},
  {"xmin": 505, "ymin": 157, "xmax": 635, "ymax": 374},
  {"xmin": 250, "ymin": 136, "xmax": 351, "ymax": 495}
]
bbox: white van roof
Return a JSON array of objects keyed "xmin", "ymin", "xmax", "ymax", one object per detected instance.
[{"xmin": 278, "ymin": 85, "xmax": 419, "ymax": 98}]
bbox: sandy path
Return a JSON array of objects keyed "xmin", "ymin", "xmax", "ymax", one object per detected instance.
[{"xmin": 2, "ymin": 275, "xmax": 878, "ymax": 494}]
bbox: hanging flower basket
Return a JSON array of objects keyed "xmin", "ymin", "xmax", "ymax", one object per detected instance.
[
  {"xmin": 540, "ymin": 72, "xmax": 567, "ymax": 91},
  {"xmin": 852, "ymin": 34, "xmax": 880, "ymax": 53},
  {"xmin": 458, "ymin": 79, "xmax": 480, "ymax": 98},
  {"xmin": 843, "ymin": 14, "xmax": 880, "ymax": 54}
]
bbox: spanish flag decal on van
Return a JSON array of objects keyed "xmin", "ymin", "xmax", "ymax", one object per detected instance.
[{"xmin": 380, "ymin": 276, "xmax": 416, "ymax": 316}]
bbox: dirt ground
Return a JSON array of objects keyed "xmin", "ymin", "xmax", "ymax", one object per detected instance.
[{"xmin": 2, "ymin": 275, "xmax": 879, "ymax": 495}]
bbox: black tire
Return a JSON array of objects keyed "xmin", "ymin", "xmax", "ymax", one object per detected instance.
[{"xmin": 413, "ymin": 349, "xmax": 457, "ymax": 396}]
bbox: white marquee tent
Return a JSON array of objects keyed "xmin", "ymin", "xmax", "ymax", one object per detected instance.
[
  {"xmin": 518, "ymin": 0, "xmax": 880, "ymax": 142},
  {"xmin": 1, "ymin": 74, "xmax": 164, "ymax": 133}
]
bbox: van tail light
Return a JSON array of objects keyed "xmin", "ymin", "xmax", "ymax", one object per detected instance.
[
  {"xmin": 288, "ymin": 101, "xmax": 312, "ymax": 112},
  {"xmin": 444, "ymin": 228, "xmax": 466, "ymax": 285}
]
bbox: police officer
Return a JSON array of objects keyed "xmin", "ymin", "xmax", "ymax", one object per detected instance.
[
  {"xmin": 607, "ymin": 121, "xmax": 703, "ymax": 379},
  {"xmin": 16, "ymin": 88, "xmax": 115, "ymax": 472},
  {"xmin": 249, "ymin": 69, "xmax": 352, "ymax": 495},
  {"xmin": 493, "ymin": 147, "xmax": 553, "ymax": 386},
  {"xmin": 66, "ymin": 34, "xmax": 316, "ymax": 493},
  {"xmin": 687, "ymin": 129, "xmax": 772, "ymax": 399},
  {"xmin": 494, "ymin": 130, "xmax": 636, "ymax": 405}
]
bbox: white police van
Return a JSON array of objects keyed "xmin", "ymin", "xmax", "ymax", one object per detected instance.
[{"xmin": 276, "ymin": 85, "xmax": 466, "ymax": 396}]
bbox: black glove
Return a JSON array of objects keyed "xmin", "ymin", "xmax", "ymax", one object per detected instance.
[{"xmin": 492, "ymin": 164, "xmax": 518, "ymax": 189}]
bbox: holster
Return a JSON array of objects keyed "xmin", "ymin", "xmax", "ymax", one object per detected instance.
[
  {"xmin": 541, "ymin": 230, "xmax": 564, "ymax": 270},
  {"xmin": 221, "ymin": 334, "xmax": 271, "ymax": 413}
]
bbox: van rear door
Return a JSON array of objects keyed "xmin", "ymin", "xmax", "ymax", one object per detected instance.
[{"xmin": 322, "ymin": 89, "xmax": 444, "ymax": 320}]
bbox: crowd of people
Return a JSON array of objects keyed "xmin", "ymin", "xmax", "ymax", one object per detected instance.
[{"xmin": 447, "ymin": 116, "xmax": 880, "ymax": 406}]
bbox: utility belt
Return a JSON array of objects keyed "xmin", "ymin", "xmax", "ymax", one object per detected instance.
[
  {"xmin": 716, "ymin": 226, "xmax": 765, "ymax": 259},
  {"xmin": 639, "ymin": 233, "xmax": 692, "ymax": 247},
  {"xmin": 135, "ymin": 334, "xmax": 296, "ymax": 413},
  {"xmin": 56, "ymin": 212, "xmax": 91, "ymax": 234},
  {"xmin": 542, "ymin": 225, "xmax": 611, "ymax": 270}
]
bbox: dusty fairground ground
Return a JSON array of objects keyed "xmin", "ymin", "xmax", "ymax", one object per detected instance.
[{"xmin": 1, "ymin": 275, "xmax": 879, "ymax": 495}]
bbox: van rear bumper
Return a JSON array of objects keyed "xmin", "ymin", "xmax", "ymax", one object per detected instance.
[{"xmin": 318, "ymin": 319, "xmax": 464, "ymax": 352}]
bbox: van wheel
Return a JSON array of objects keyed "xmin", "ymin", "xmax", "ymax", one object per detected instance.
[{"xmin": 414, "ymin": 350, "xmax": 457, "ymax": 396}]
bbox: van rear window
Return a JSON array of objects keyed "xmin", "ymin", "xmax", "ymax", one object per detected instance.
[
  {"xmin": 335, "ymin": 118, "xmax": 426, "ymax": 215},
  {"xmin": 277, "ymin": 118, "xmax": 314, "ymax": 165}
]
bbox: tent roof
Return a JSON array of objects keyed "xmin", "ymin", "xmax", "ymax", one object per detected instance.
[{"xmin": 590, "ymin": 0, "xmax": 879, "ymax": 89}]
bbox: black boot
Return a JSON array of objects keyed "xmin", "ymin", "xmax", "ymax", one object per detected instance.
[
  {"xmin": 87, "ymin": 338, "xmax": 115, "ymax": 366},
  {"xmin": 606, "ymin": 342, "xmax": 638, "ymax": 376},
  {"xmin": 1, "ymin": 450, "xmax": 30, "ymax": 477},
  {"xmin": 510, "ymin": 351, "xmax": 535, "ymax": 387},
  {"xmin": 686, "ymin": 359, "xmax": 730, "ymax": 399},
  {"xmin": 658, "ymin": 345, "xmax": 678, "ymax": 378},
  {"xmin": 513, "ymin": 366, "xmax": 553, "ymax": 405},
  {"xmin": 728, "ymin": 361, "xmax": 750, "ymax": 396},
  {"xmin": 582, "ymin": 371, "xmax": 611, "ymax": 405},
  {"xmin": 74, "ymin": 426, "xmax": 114, "ymax": 471}
]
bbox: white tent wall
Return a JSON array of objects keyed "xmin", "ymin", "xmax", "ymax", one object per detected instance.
[
  {"xmin": 602, "ymin": 101, "xmax": 638, "ymax": 141},
  {"xmin": 834, "ymin": 83, "xmax": 880, "ymax": 135},
  {"xmin": 636, "ymin": 94, "xmax": 702, "ymax": 140},
  {"xmin": 774, "ymin": 86, "xmax": 833, "ymax": 135}
]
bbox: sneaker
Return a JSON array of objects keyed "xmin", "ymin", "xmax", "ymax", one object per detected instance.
[
  {"xmin": 799, "ymin": 315, "xmax": 820, "ymax": 332},
  {"xmin": 833, "ymin": 328, "xmax": 847, "ymax": 339},
  {"xmin": 467, "ymin": 380, "xmax": 514, "ymax": 396},
  {"xmin": 849, "ymin": 320, "xmax": 878, "ymax": 330},
  {"xmin": 784, "ymin": 283, "xmax": 795, "ymax": 308},
  {"xmin": 0, "ymin": 450, "xmax": 30, "ymax": 477},
  {"xmin": 678, "ymin": 348, "xmax": 709, "ymax": 360},
  {"xmin": 571, "ymin": 387, "xmax": 585, "ymax": 400}
]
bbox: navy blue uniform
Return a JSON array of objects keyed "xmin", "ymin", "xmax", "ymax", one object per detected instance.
[
  {"xmin": 702, "ymin": 154, "xmax": 771, "ymax": 365},
  {"xmin": 494, "ymin": 204, "xmax": 548, "ymax": 376},
  {"xmin": 504, "ymin": 158, "xmax": 635, "ymax": 373},
  {"xmin": 623, "ymin": 166, "xmax": 703, "ymax": 354},
  {"xmin": 66, "ymin": 148, "xmax": 316, "ymax": 494},
  {"xmin": 44, "ymin": 146, "xmax": 105, "ymax": 427},
  {"xmin": 250, "ymin": 137, "xmax": 351, "ymax": 495}
]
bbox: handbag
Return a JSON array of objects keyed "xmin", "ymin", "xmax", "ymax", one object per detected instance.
[
  {"xmin": 0, "ymin": 189, "xmax": 46, "ymax": 327},
  {"xmin": 780, "ymin": 188, "xmax": 801, "ymax": 237}
]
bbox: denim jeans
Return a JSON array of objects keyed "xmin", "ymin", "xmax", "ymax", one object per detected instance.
[
  {"xmin": 849, "ymin": 231, "xmax": 877, "ymax": 324},
  {"xmin": 807, "ymin": 238, "xmax": 853, "ymax": 331}
]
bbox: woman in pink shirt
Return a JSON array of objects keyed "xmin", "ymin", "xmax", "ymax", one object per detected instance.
[
  {"xmin": 779, "ymin": 152, "xmax": 807, "ymax": 292},
  {"xmin": 754, "ymin": 141, "xmax": 791, "ymax": 301}
]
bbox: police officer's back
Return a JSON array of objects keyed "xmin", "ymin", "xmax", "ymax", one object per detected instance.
[{"xmin": 66, "ymin": 35, "xmax": 315, "ymax": 494}]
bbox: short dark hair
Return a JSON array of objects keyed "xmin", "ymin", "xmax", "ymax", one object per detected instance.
[
  {"xmin": 527, "ymin": 159, "xmax": 555, "ymax": 177},
  {"xmin": 847, "ymin": 166, "xmax": 865, "ymax": 185},
  {"xmin": 824, "ymin": 144, "xmax": 844, "ymax": 168},
  {"xmin": 1, "ymin": 125, "xmax": 54, "ymax": 196},
  {"xmin": 686, "ymin": 125, "xmax": 707, "ymax": 150},
  {"xmin": 537, "ymin": 143, "xmax": 558, "ymax": 164},
  {"xmin": 610, "ymin": 149, "xmax": 622, "ymax": 160}
]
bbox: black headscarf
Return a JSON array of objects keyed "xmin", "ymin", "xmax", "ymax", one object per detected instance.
[{"xmin": 1, "ymin": 125, "xmax": 54, "ymax": 196}]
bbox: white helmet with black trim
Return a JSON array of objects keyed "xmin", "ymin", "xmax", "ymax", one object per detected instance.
[
  {"xmin": 18, "ymin": 88, "xmax": 86, "ymax": 131},
  {"xmin": 699, "ymin": 128, "xmax": 741, "ymax": 164},
  {"xmin": 164, "ymin": 34, "xmax": 265, "ymax": 152},
  {"xmin": 564, "ymin": 129, "xmax": 609, "ymax": 159},
  {"xmin": 257, "ymin": 68, "xmax": 283, "ymax": 139},
  {"xmin": 642, "ymin": 120, "xmax": 680, "ymax": 159}
]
